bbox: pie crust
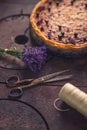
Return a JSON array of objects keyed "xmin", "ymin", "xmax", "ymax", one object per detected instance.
[{"xmin": 30, "ymin": 0, "xmax": 87, "ymax": 56}]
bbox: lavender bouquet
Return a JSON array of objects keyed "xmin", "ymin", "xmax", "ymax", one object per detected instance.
[{"xmin": 22, "ymin": 46, "xmax": 47, "ymax": 72}]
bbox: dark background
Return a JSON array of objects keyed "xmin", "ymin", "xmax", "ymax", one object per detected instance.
[{"xmin": 0, "ymin": 0, "xmax": 39, "ymax": 18}]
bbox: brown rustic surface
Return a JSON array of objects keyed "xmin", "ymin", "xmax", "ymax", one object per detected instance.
[{"xmin": 0, "ymin": 1, "xmax": 87, "ymax": 130}]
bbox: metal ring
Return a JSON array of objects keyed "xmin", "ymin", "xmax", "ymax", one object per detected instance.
[{"xmin": 53, "ymin": 98, "xmax": 70, "ymax": 112}]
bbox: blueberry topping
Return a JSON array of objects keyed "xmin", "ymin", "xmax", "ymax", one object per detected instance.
[
  {"xmin": 58, "ymin": 25, "xmax": 62, "ymax": 31},
  {"xmin": 45, "ymin": 20, "xmax": 49, "ymax": 27},
  {"xmin": 58, "ymin": 34, "xmax": 62, "ymax": 40},
  {"xmin": 61, "ymin": 32, "xmax": 64, "ymax": 37},
  {"xmin": 68, "ymin": 37, "xmax": 76, "ymax": 44},
  {"xmin": 74, "ymin": 33, "xmax": 78, "ymax": 38},
  {"xmin": 38, "ymin": 6, "xmax": 45, "ymax": 11},
  {"xmin": 49, "ymin": 1, "xmax": 52, "ymax": 5},
  {"xmin": 40, "ymin": 27, "xmax": 44, "ymax": 31},
  {"xmin": 56, "ymin": 1, "xmax": 59, "ymax": 6},
  {"xmin": 36, "ymin": 13, "xmax": 39, "ymax": 18},
  {"xmin": 45, "ymin": 20, "xmax": 48, "ymax": 24},
  {"xmin": 71, "ymin": 0, "xmax": 75, "ymax": 5},
  {"xmin": 48, "ymin": 7, "xmax": 51, "ymax": 12},
  {"xmin": 48, "ymin": 31, "xmax": 51, "ymax": 39},
  {"xmin": 83, "ymin": 38, "xmax": 87, "ymax": 42},
  {"xmin": 85, "ymin": 3, "xmax": 87, "ymax": 8},
  {"xmin": 37, "ymin": 19, "xmax": 43, "ymax": 25}
]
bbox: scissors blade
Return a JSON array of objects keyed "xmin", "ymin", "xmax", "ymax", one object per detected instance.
[
  {"xmin": 40, "ymin": 69, "xmax": 70, "ymax": 81},
  {"xmin": 45, "ymin": 75, "xmax": 72, "ymax": 83},
  {"xmin": 20, "ymin": 70, "xmax": 71, "ymax": 89},
  {"xmin": 24, "ymin": 70, "xmax": 70, "ymax": 87}
]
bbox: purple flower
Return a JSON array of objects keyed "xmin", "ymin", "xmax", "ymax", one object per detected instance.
[{"xmin": 22, "ymin": 46, "xmax": 47, "ymax": 72}]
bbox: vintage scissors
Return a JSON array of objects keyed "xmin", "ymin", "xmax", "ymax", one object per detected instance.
[{"xmin": 0, "ymin": 70, "xmax": 72, "ymax": 99}]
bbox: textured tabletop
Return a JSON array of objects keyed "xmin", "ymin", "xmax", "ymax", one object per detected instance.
[{"xmin": 0, "ymin": 1, "xmax": 87, "ymax": 130}]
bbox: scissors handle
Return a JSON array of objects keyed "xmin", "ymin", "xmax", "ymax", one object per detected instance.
[
  {"xmin": 6, "ymin": 76, "xmax": 33, "ymax": 88},
  {"xmin": 8, "ymin": 87, "xmax": 23, "ymax": 99},
  {"xmin": 6, "ymin": 76, "xmax": 19, "ymax": 88}
]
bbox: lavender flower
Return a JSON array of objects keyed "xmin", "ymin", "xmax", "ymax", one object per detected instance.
[{"xmin": 22, "ymin": 46, "xmax": 47, "ymax": 72}]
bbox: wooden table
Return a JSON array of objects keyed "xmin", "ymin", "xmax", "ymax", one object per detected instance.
[{"xmin": 0, "ymin": 1, "xmax": 87, "ymax": 130}]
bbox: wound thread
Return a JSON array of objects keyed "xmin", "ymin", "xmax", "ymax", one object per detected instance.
[{"xmin": 58, "ymin": 83, "xmax": 87, "ymax": 117}]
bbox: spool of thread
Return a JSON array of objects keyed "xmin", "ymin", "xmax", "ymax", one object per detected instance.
[{"xmin": 56, "ymin": 83, "xmax": 87, "ymax": 117}]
